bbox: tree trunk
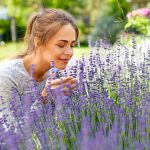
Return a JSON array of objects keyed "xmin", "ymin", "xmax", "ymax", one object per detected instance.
[{"xmin": 10, "ymin": 17, "xmax": 17, "ymax": 42}]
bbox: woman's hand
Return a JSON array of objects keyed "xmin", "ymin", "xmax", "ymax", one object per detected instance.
[{"xmin": 41, "ymin": 71, "xmax": 78, "ymax": 103}]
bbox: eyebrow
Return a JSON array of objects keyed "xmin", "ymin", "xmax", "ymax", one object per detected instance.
[{"xmin": 57, "ymin": 40, "xmax": 76, "ymax": 43}]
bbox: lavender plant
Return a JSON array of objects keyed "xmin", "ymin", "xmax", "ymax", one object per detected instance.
[{"xmin": 0, "ymin": 36, "xmax": 150, "ymax": 150}]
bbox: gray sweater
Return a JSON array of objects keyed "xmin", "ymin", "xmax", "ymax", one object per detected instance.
[{"xmin": 0, "ymin": 58, "xmax": 49, "ymax": 131}]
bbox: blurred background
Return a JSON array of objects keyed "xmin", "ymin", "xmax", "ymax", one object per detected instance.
[{"xmin": 0, "ymin": 0, "xmax": 150, "ymax": 60}]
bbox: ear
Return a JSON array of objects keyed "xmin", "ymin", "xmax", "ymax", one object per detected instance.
[{"xmin": 34, "ymin": 37, "xmax": 39, "ymax": 48}]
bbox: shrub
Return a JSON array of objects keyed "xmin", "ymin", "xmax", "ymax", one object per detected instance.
[{"xmin": 125, "ymin": 8, "xmax": 150, "ymax": 36}]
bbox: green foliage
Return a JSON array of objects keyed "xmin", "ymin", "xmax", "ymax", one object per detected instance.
[
  {"xmin": 125, "ymin": 16, "xmax": 150, "ymax": 35},
  {"xmin": 42, "ymin": 0, "xmax": 84, "ymax": 16},
  {"xmin": 0, "ymin": 0, "xmax": 40, "ymax": 41},
  {"xmin": 0, "ymin": 0, "xmax": 87, "ymax": 42},
  {"xmin": 0, "ymin": 19, "xmax": 10, "ymax": 34},
  {"xmin": 91, "ymin": 0, "xmax": 131, "ymax": 43},
  {"xmin": 1, "ymin": 0, "xmax": 148, "ymax": 43}
]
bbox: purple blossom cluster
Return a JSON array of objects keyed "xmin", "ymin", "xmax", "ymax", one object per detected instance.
[
  {"xmin": 0, "ymin": 36, "xmax": 150, "ymax": 150},
  {"xmin": 127, "ymin": 8, "xmax": 150, "ymax": 19}
]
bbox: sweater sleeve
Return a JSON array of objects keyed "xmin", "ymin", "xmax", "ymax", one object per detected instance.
[{"xmin": 0, "ymin": 73, "xmax": 21, "ymax": 131}]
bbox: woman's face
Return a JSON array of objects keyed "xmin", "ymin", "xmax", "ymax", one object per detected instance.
[{"xmin": 41, "ymin": 24, "xmax": 77, "ymax": 70}]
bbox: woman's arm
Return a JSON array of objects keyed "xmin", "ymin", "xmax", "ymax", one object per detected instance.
[{"xmin": 0, "ymin": 74, "xmax": 21, "ymax": 131}]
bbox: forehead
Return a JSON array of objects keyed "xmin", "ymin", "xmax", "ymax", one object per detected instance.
[{"xmin": 52, "ymin": 24, "xmax": 76, "ymax": 42}]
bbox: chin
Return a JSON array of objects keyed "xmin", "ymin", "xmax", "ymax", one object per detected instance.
[{"xmin": 56, "ymin": 65, "xmax": 67, "ymax": 70}]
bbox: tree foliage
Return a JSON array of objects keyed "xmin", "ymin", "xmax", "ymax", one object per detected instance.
[
  {"xmin": 0, "ymin": 0, "xmax": 149, "ymax": 43},
  {"xmin": 91, "ymin": 0, "xmax": 131, "ymax": 43},
  {"xmin": 0, "ymin": 0, "xmax": 86, "ymax": 42}
]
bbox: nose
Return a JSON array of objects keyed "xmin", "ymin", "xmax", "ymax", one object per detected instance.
[{"xmin": 64, "ymin": 47, "xmax": 73, "ymax": 56}]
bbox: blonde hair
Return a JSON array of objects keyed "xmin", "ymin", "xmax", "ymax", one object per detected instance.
[{"xmin": 15, "ymin": 8, "xmax": 79, "ymax": 58}]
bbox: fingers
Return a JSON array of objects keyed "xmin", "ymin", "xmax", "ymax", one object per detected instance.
[
  {"xmin": 50, "ymin": 76, "xmax": 74, "ymax": 86},
  {"xmin": 46, "ymin": 74, "xmax": 79, "ymax": 96},
  {"xmin": 53, "ymin": 78, "xmax": 78, "ymax": 90},
  {"xmin": 51, "ymin": 82, "xmax": 71, "ymax": 90},
  {"xmin": 68, "ymin": 78, "xmax": 78, "ymax": 91},
  {"xmin": 63, "ymin": 87, "xmax": 70, "ymax": 96},
  {"xmin": 62, "ymin": 82, "xmax": 78, "ymax": 95},
  {"xmin": 52, "ymin": 82, "xmax": 77, "ymax": 95},
  {"xmin": 70, "ymin": 83, "xmax": 77, "ymax": 90},
  {"xmin": 67, "ymin": 78, "xmax": 78, "ymax": 84}
]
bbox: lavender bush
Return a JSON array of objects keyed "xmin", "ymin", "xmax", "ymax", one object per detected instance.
[{"xmin": 0, "ymin": 36, "xmax": 150, "ymax": 150}]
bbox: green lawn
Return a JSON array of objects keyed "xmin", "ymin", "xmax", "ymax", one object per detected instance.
[{"xmin": 0, "ymin": 42, "xmax": 89, "ymax": 60}]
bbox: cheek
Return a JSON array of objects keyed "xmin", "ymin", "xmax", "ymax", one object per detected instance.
[
  {"xmin": 43, "ymin": 47, "xmax": 62, "ymax": 60},
  {"xmin": 53, "ymin": 51, "xmax": 64, "ymax": 60},
  {"xmin": 52, "ymin": 46, "xmax": 64, "ymax": 56}
]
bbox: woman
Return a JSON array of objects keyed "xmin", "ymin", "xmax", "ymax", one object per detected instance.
[{"xmin": 0, "ymin": 9, "xmax": 78, "ymax": 130}]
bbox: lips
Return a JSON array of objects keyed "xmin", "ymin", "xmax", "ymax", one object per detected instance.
[{"xmin": 59, "ymin": 59, "xmax": 70, "ymax": 63}]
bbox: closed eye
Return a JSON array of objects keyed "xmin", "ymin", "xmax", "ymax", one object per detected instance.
[
  {"xmin": 57, "ymin": 43, "xmax": 66, "ymax": 48},
  {"xmin": 57, "ymin": 45, "xmax": 75, "ymax": 48},
  {"xmin": 57, "ymin": 41, "xmax": 77, "ymax": 48},
  {"xmin": 58, "ymin": 45, "xmax": 65, "ymax": 48}
]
